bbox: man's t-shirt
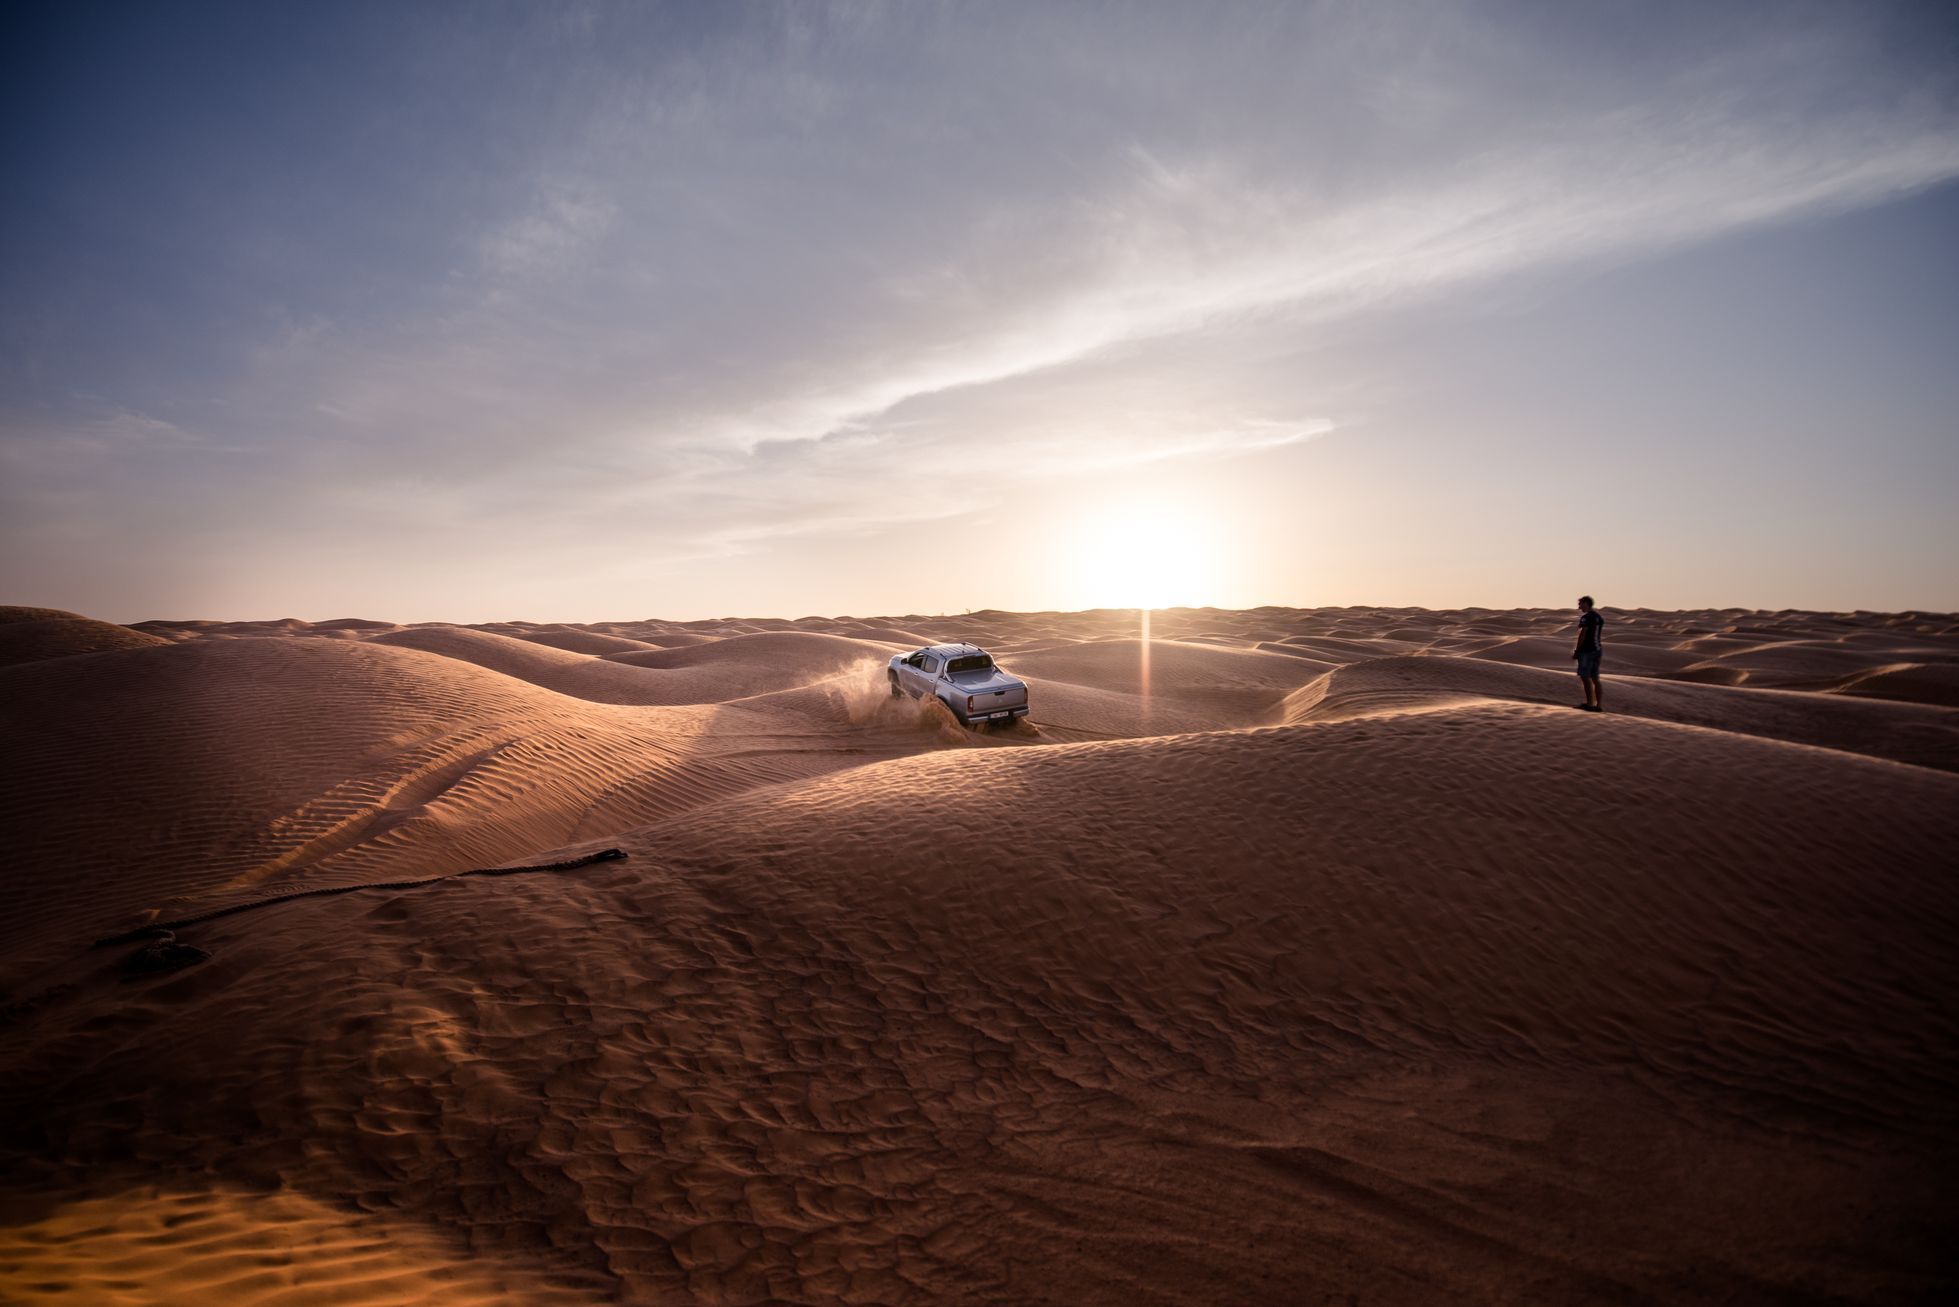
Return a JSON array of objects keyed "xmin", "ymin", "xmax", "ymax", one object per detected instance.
[{"xmin": 1577, "ymin": 609, "xmax": 1603, "ymax": 653}]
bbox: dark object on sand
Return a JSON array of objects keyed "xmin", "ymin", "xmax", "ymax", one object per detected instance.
[
  {"xmin": 93, "ymin": 847, "xmax": 629, "ymax": 947},
  {"xmin": 121, "ymin": 930, "xmax": 212, "ymax": 977}
]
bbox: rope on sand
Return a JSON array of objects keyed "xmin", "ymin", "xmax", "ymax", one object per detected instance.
[{"xmin": 93, "ymin": 847, "xmax": 629, "ymax": 948}]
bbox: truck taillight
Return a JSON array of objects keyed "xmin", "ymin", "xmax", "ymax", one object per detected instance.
[{"xmin": 967, "ymin": 696, "xmax": 976, "ymax": 712}]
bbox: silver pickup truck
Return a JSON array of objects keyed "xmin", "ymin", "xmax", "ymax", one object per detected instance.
[{"xmin": 888, "ymin": 642, "xmax": 1030, "ymax": 726}]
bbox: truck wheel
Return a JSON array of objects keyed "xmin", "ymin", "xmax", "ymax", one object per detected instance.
[{"xmin": 888, "ymin": 672, "xmax": 900, "ymax": 698}]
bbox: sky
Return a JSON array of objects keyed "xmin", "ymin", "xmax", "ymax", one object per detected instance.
[{"xmin": 3, "ymin": 0, "xmax": 1956, "ymax": 621}]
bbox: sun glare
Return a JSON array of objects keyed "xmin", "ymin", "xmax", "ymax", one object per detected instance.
[{"xmin": 1065, "ymin": 495, "xmax": 1217, "ymax": 610}]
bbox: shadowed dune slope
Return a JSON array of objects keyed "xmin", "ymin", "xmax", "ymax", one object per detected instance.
[
  {"xmin": 587, "ymin": 633, "xmax": 907, "ymax": 704},
  {"xmin": 1824, "ymin": 660, "xmax": 1959, "ymax": 707},
  {"xmin": 0, "ymin": 607, "xmax": 170, "ymax": 667},
  {"xmin": 1675, "ymin": 639, "xmax": 1935, "ymax": 688},
  {"xmin": 2, "ymin": 707, "xmax": 1953, "ymax": 1304},
  {"xmin": 610, "ymin": 631, "xmax": 721, "ymax": 648},
  {"xmin": 365, "ymin": 625, "xmax": 687, "ymax": 705},
  {"xmin": 0, "ymin": 640, "xmax": 937, "ymax": 982},
  {"xmin": 1284, "ymin": 654, "xmax": 1959, "ymax": 770},
  {"xmin": 819, "ymin": 625, "xmax": 937, "ymax": 646},
  {"xmin": 604, "ymin": 630, "xmax": 897, "ymax": 670},
  {"xmin": 365, "ymin": 627, "xmax": 917, "ymax": 712},
  {"xmin": 637, "ymin": 711, "xmax": 1959, "ymax": 1137},
  {"xmin": 0, "ymin": 606, "xmax": 90, "ymax": 624},
  {"xmin": 510, "ymin": 627, "xmax": 662, "ymax": 656},
  {"xmin": 0, "ymin": 638, "xmax": 686, "ymax": 967},
  {"xmin": 1464, "ymin": 633, "xmax": 1704, "ymax": 676}
]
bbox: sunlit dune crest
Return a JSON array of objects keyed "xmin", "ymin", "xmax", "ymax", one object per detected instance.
[{"xmin": 3, "ymin": 602, "xmax": 1956, "ymax": 1304}]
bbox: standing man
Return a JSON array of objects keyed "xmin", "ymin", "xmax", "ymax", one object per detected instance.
[{"xmin": 1572, "ymin": 595, "xmax": 1604, "ymax": 712}]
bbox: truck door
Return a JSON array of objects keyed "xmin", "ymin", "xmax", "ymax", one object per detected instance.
[{"xmin": 901, "ymin": 652, "xmax": 930, "ymax": 697}]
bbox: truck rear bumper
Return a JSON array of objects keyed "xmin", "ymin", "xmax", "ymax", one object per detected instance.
[{"xmin": 962, "ymin": 704, "xmax": 1030, "ymax": 724}]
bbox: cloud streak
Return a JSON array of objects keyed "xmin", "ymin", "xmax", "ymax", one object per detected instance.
[{"xmin": 4, "ymin": 0, "xmax": 1956, "ymax": 616}]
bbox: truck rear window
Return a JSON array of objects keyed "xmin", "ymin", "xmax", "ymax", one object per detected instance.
[{"xmin": 946, "ymin": 655, "xmax": 993, "ymax": 674}]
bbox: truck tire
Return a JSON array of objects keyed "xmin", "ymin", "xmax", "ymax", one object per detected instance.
[{"xmin": 888, "ymin": 672, "xmax": 901, "ymax": 698}]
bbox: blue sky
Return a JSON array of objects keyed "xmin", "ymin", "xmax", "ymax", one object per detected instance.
[{"xmin": 4, "ymin": 0, "xmax": 1955, "ymax": 620}]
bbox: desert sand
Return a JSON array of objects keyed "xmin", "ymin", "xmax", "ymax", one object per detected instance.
[{"xmin": 1, "ymin": 602, "xmax": 1955, "ymax": 1304}]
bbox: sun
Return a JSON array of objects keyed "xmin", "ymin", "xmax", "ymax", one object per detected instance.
[{"xmin": 1065, "ymin": 494, "xmax": 1217, "ymax": 610}]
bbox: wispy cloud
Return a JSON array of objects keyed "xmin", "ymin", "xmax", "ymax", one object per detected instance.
[
  {"xmin": 476, "ymin": 186, "xmax": 618, "ymax": 278},
  {"xmin": 4, "ymin": 0, "xmax": 1956, "ymax": 615},
  {"xmin": 288, "ymin": 4, "xmax": 1956, "ymax": 479}
]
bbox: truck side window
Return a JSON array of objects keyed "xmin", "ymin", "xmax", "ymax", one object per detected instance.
[{"xmin": 923, "ymin": 655, "xmax": 940, "ymax": 675}]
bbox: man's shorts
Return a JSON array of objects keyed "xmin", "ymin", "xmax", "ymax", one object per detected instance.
[{"xmin": 1576, "ymin": 650, "xmax": 1602, "ymax": 678}]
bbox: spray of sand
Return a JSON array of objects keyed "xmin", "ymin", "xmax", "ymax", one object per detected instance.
[{"xmin": 829, "ymin": 658, "xmax": 978, "ymax": 745}]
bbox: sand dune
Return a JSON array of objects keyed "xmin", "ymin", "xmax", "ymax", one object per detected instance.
[
  {"xmin": 1826, "ymin": 660, "xmax": 1959, "ymax": 707},
  {"xmin": 1009, "ymin": 637, "xmax": 1325, "ymax": 729},
  {"xmin": 1286, "ymin": 654, "xmax": 1958, "ymax": 770},
  {"xmin": 3, "ymin": 604, "xmax": 1955, "ymax": 1304},
  {"xmin": 1, "ymin": 636, "xmax": 694, "ymax": 966},
  {"xmin": 0, "ymin": 606, "xmax": 170, "ymax": 667},
  {"xmin": 368, "ymin": 624, "xmax": 694, "ymax": 704},
  {"xmin": 603, "ymin": 631, "xmax": 896, "ymax": 671},
  {"xmin": 0, "ymin": 635, "xmax": 945, "ymax": 979},
  {"xmin": 512, "ymin": 627, "xmax": 663, "ymax": 656},
  {"xmin": 1464, "ymin": 632, "xmax": 1704, "ymax": 676}
]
